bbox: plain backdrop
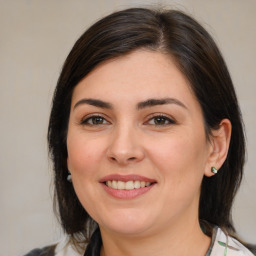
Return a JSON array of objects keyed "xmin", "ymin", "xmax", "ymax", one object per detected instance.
[{"xmin": 0, "ymin": 1, "xmax": 255, "ymax": 255}]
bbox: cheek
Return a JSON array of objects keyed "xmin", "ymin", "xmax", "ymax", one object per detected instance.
[
  {"xmin": 66, "ymin": 134, "xmax": 106, "ymax": 216},
  {"xmin": 147, "ymin": 131, "xmax": 207, "ymax": 182},
  {"xmin": 67, "ymin": 134, "xmax": 104, "ymax": 177}
]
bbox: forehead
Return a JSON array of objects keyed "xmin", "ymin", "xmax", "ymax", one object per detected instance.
[{"xmin": 71, "ymin": 50, "xmax": 197, "ymax": 107}]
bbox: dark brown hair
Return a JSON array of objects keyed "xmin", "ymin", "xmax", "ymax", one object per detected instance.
[{"xmin": 48, "ymin": 7, "xmax": 247, "ymax": 254}]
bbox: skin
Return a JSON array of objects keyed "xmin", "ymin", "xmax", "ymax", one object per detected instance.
[{"xmin": 67, "ymin": 50, "xmax": 231, "ymax": 256}]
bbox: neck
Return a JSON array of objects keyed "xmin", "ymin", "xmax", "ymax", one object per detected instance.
[{"xmin": 100, "ymin": 218, "xmax": 211, "ymax": 256}]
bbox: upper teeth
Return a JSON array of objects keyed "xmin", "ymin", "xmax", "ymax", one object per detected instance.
[{"xmin": 106, "ymin": 180, "xmax": 152, "ymax": 190}]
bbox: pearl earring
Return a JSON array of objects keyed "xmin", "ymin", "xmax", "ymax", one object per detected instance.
[{"xmin": 67, "ymin": 172, "xmax": 72, "ymax": 182}]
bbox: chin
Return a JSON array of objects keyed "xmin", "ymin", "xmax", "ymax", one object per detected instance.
[
  {"xmin": 102, "ymin": 222, "xmax": 151, "ymax": 237},
  {"xmin": 97, "ymin": 209, "xmax": 156, "ymax": 236}
]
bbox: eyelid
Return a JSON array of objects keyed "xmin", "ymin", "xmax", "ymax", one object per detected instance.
[
  {"xmin": 144, "ymin": 113, "xmax": 176, "ymax": 126},
  {"xmin": 80, "ymin": 113, "xmax": 111, "ymax": 125}
]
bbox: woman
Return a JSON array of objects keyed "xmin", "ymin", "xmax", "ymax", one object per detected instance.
[{"xmin": 25, "ymin": 7, "xmax": 255, "ymax": 256}]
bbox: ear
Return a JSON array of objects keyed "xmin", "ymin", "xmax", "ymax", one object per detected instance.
[{"xmin": 204, "ymin": 119, "xmax": 232, "ymax": 177}]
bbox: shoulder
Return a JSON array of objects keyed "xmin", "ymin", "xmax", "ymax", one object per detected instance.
[
  {"xmin": 210, "ymin": 227, "xmax": 255, "ymax": 256},
  {"xmin": 23, "ymin": 245, "xmax": 56, "ymax": 256},
  {"xmin": 23, "ymin": 236, "xmax": 83, "ymax": 256}
]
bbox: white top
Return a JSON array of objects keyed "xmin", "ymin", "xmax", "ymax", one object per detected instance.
[
  {"xmin": 54, "ymin": 236, "xmax": 81, "ymax": 256},
  {"xmin": 208, "ymin": 227, "xmax": 254, "ymax": 256},
  {"xmin": 25, "ymin": 227, "xmax": 255, "ymax": 256}
]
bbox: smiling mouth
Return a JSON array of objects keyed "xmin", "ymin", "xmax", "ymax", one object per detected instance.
[{"xmin": 104, "ymin": 180, "xmax": 154, "ymax": 190}]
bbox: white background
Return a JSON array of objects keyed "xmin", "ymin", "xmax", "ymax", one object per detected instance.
[{"xmin": 0, "ymin": 1, "xmax": 255, "ymax": 255}]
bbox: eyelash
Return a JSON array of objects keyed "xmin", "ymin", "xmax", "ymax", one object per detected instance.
[
  {"xmin": 80, "ymin": 115, "xmax": 110, "ymax": 126},
  {"xmin": 145, "ymin": 114, "xmax": 176, "ymax": 126},
  {"xmin": 80, "ymin": 113, "xmax": 176, "ymax": 127}
]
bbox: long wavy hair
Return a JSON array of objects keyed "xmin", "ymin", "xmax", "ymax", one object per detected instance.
[{"xmin": 48, "ymin": 7, "xmax": 247, "ymax": 254}]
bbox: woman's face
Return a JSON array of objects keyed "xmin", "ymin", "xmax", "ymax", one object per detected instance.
[{"xmin": 67, "ymin": 50, "xmax": 213, "ymax": 237}]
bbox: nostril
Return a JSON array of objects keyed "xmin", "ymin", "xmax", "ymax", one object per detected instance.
[
  {"xmin": 128, "ymin": 157, "xmax": 136, "ymax": 161},
  {"xmin": 109, "ymin": 156, "xmax": 137, "ymax": 163}
]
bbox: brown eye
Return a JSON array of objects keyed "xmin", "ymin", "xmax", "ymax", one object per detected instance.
[
  {"xmin": 147, "ymin": 115, "xmax": 175, "ymax": 126},
  {"xmin": 81, "ymin": 116, "xmax": 108, "ymax": 125}
]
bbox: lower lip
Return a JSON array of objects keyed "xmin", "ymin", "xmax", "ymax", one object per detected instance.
[{"xmin": 101, "ymin": 183, "xmax": 155, "ymax": 199}]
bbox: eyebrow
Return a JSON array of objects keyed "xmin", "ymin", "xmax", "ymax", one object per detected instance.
[
  {"xmin": 137, "ymin": 98, "xmax": 187, "ymax": 110},
  {"xmin": 73, "ymin": 98, "xmax": 112, "ymax": 110},
  {"xmin": 73, "ymin": 97, "xmax": 187, "ymax": 110}
]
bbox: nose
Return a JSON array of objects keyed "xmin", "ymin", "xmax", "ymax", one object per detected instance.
[{"xmin": 106, "ymin": 125, "xmax": 145, "ymax": 166}]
